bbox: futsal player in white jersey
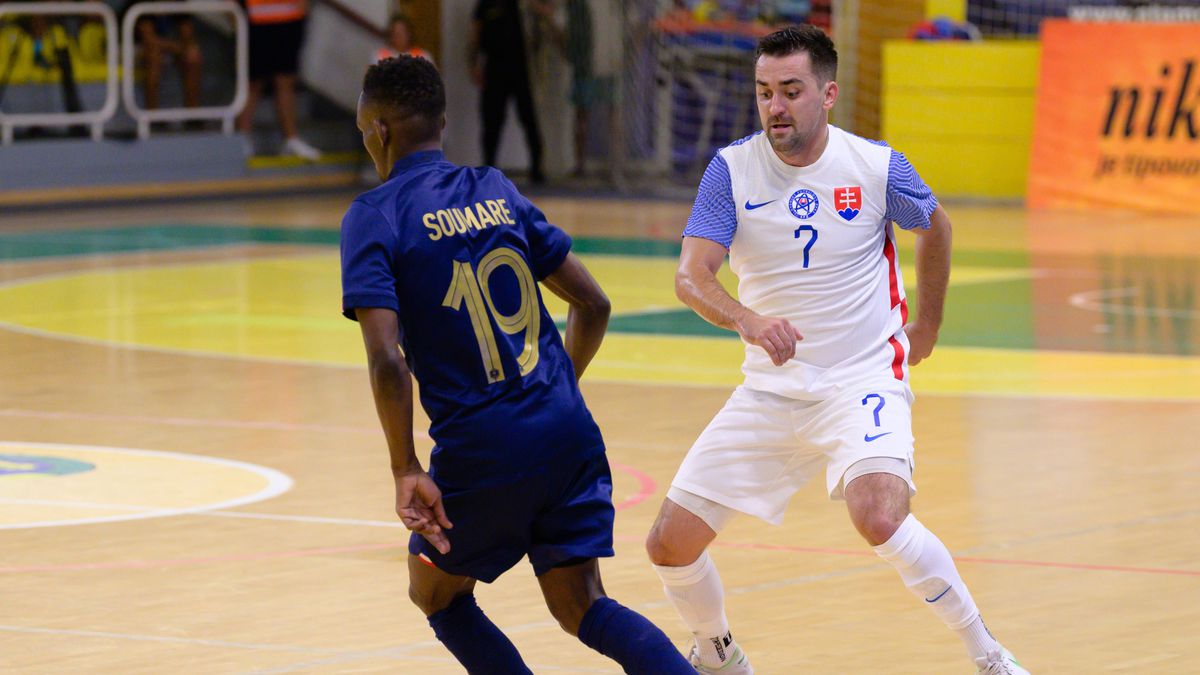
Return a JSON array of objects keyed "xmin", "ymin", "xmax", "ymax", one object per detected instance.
[{"xmin": 644, "ymin": 26, "xmax": 1029, "ymax": 674}]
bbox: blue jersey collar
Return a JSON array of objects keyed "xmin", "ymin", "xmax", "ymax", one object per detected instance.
[{"xmin": 388, "ymin": 150, "xmax": 446, "ymax": 179}]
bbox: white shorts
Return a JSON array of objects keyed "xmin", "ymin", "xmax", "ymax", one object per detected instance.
[{"xmin": 670, "ymin": 382, "xmax": 917, "ymax": 526}]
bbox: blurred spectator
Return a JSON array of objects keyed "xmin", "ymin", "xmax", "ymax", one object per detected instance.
[
  {"xmin": 236, "ymin": 0, "xmax": 320, "ymax": 160},
  {"xmin": 0, "ymin": 5, "xmax": 84, "ymax": 125},
  {"xmin": 121, "ymin": 0, "xmax": 202, "ymax": 111},
  {"xmin": 469, "ymin": 0, "xmax": 544, "ymax": 183},
  {"xmin": 908, "ymin": 16, "xmax": 981, "ymax": 40},
  {"xmin": 374, "ymin": 14, "xmax": 433, "ymax": 65},
  {"xmin": 535, "ymin": 0, "xmax": 621, "ymax": 178},
  {"xmin": 763, "ymin": 0, "xmax": 811, "ymax": 24}
]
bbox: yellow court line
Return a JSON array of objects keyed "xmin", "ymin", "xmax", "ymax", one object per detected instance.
[
  {"xmin": 582, "ymin": 334, "xmax": 1200, "ymax": 401},
  {"xmin": 0, "ymin": 253, "xmax": 1195, "ymax": 401}
]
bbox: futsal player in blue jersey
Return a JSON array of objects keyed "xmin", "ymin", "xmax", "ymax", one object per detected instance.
[{"xmin": 339, "ymin": 55, "xmax": 693, "ymax": 674}]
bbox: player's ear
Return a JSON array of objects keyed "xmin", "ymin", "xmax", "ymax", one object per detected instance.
[
  {"xmin": 372, "ymin": 117, "xmax": 390, "ymax": 148},
  {"xmin": 823, "ymin": 79, "xmax": 839, "ymax": 110}
]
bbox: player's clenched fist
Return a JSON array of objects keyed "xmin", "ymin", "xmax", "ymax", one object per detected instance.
[
  {"xmin": 903, "ymin": 320, "xmax": 939, "ymax": 366},
  {"xmin": 736, "ymin": 312, "xmax": 803, "ymax": 366},
  {"xmin": 394, "ymin": 469, "xmax": 454, "ymax": 554}
]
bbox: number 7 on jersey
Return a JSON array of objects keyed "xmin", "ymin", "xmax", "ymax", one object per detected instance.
[{"xmin": 794, "ymin": 224, "xmax": 817, "ymax": 269}]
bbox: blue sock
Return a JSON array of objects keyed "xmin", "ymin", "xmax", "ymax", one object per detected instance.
[
  {"xmin": 577, "ymin": 597, "xmax": 694, "ymax": 674},
  {"xmin": 427, "ymin": 594, "xmax": 531, "ymax": 675}
]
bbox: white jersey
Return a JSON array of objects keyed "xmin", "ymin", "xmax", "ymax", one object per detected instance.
[{"xmin": 683, "ymin": 125, "xmax": 938, "ymax": 400}]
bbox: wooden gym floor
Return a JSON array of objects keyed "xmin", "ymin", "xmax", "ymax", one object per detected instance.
[{"xmin": 0, "ymin": 193, "xmax": 1197, "ymax": 673}]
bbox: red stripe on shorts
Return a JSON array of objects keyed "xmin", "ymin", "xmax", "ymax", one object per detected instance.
[
  {"xmin": 882, "ymin": 230, "xmax": 901, "ymax": 310},
  {"xmin": 888, "ymin": 335, "xmax": 905, "ymax": 380},
  {"xmin": 883, "ymin": 228, "xmax": 905, "ymax": 380}
]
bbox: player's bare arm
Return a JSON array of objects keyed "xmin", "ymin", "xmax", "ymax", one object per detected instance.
[
  {"xmin": 466, "ymin": 21, "xmax": 483, "ymax": 86},
  {"xmin": 541, "ymin": 252, "xmax": 611, "ymax": 380},
  {"xmin": 356, "ymin": 306, "xmax": 453, "ymax": 554},
  {"xmin": 904, "ymin": 204, "xmax": 952, "ymax": 366},
  {"xmin": 676, "ymin": 236, "xmax": 802, "ymax": 367}
]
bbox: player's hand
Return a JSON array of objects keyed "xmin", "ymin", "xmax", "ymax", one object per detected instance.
[
  {"xmin": 903, "ymin": 320, "xmax": 939, "ymax": 366},
  {"xmin": 394, "ymin": 469, "xmax": 453, "ymax": 554},
  {"xmin": 736, "ymin": 312, "xmax": 802, "ymax": 366}
]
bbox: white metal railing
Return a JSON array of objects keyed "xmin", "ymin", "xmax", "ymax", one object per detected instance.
[
  {"xmin": 122, "ymin": 1, "xmax": 248, "ymax": 140},
  {"xmin": 0, "ymin": 2, "xmax": 119, "ymax": 145}
]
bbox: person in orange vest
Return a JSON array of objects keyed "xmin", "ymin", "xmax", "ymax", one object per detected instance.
[
  {"xmin": 236, "ymin": 0, "xmax": 321, "ymax": 160},
  {"xmin": 374, "ymin": 15, "xmax": 434, "ymax": 66}
]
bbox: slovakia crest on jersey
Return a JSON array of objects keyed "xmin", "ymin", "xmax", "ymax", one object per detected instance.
[{"xmin": 835, "ymin": 186, "xmax": 862, "ymax": 221}]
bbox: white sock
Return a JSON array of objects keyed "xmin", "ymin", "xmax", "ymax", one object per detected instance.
[
  {"xmin": 653, "ymin": 551, "xmax": 739, "ymax": 666},
  {"xmin": 960, "ymin": 615, "xmax": 1003, "ymax": 662},
  {"xmin": 874, "ymin": 514, "xmax": 1000, "ymax": 661}
]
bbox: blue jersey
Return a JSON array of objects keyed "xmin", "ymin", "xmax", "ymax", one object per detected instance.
[{"xmin": 340, "ymin": 150, "xmax": 604, "ymax": 489}]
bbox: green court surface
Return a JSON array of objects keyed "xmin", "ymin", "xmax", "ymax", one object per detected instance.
[{"xmin": 0, "ymin": 224, "xmax": 1197, "ymax": 399}]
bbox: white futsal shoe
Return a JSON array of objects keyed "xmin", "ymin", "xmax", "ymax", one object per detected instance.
[
  {"xmin": 975, "ymin": 647, "xmax": 1029, "ymax": 674},
  {"xmin": 688, "ymin": 640, "xmax": 753, "ymax": 674},
  {"xmin": 283, "ymin": 136, "xmax": 322, "ymax": 161}
]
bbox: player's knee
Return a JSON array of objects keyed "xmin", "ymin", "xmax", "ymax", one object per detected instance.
[
  {"xmin": 546, "ymin": 595, "xmax": 589, "ymax": 636},
  {"xmin": 644, "ymin": 528, "xmax": 668, "ymax": 565},
  {"xmin": 645, "ymin": 527, "xmax": 693, "ymax": 567},
  {"xmin": 856, "ymin": 511, "xmax": 905, "ymax": 546},
  {"xmin": 408, "ymin": 582, "xmax": 451, "ymax": 617}
]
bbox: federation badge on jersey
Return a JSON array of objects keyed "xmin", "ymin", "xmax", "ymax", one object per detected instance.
[
  {"xmin": 788, "ymin": 189, "xmax": 819, "ymax": 220},
  {"xmin": 834, "ymin": 186, "xmax": 862, "ymax": 221}
]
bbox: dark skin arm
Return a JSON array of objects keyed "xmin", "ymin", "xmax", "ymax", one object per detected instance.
[
  {"xmin": 541, "ymin": 252, "xmax": 610, "ymax": 380},
  {"xmin": 675, "ymin": 236, "xmax": 802, "ymax": 366},
  {"xmin": 356, "ymin": 307, "xmax": 452, "ymax": 554},
  {"xmin": 903, "ymin": 204, "xmax": 952, "ymax": 366},
  {"xmin": 466, "ymin": 19, "xmax": 483, "ymax": 86}
]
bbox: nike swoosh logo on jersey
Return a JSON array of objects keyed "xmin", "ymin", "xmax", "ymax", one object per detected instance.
[
  {"xmin": 744, "ymin": 199, "xmax": 776, "ymax": 210},
  {"xmin": 924, "ymin": 586, "xmax": 952, "ymax": 603},
  {"xmin": 863, "ymin": 432, "xmax": 893, "ymax": 442}
]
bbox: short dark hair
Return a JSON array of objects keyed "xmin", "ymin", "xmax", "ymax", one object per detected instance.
[
  {"xmin": 362, "ymin": 55, "xmax": 445, "ymax": 142},
  {"xmin": 756, "ymin": 25, "xmax": 838, "ymax": 83}
]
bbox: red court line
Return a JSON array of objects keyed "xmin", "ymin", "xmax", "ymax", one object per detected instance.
[
  {"xmin": 610, "ymin": 461, "xmax": 656, "ymax": 511},
  {"xmin": 952, "ymin": 555, "xmax": 1200, "ymax": 577},
  {"xmin": 615, "ymin": 535, "xmax": 1200, "ymax": 578},
  {"xmin": 6, "ymin": 534, "xmax": 1196, "ymax": 578}
]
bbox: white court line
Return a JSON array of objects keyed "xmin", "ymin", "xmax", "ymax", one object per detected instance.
[
  {"xmin": 0, "ymin": 624, "xmax": 620, "ymax": 673},
  {"xmin": 0, "ymin": 441, "xmax": 293, "ymax": 530},
  {"xmin": 1070, "ymin": 286, "xmax": 1200, "ymax": 319},
  {"xmin": 244, "ymin": 563, "xmax": 890, "ymax": 674},
  {"xmin": 0, "ymin": 624, "xmax": 344, "ymax": 655}
]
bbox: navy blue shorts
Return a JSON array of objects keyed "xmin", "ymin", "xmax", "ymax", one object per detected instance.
[{"xmin": 409, "ymin": 453, "xmax": 615, "ymax": 583}]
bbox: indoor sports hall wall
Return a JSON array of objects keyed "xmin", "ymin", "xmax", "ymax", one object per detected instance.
[{"xmin": 880, "ymin": 41, "xmax": 1040, "ymax": 199}]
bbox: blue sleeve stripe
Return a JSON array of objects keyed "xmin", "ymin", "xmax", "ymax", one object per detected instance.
[
  {"xmin": 682, "ymin": 154, "xmax": 737, "ymax": 249},
  {"xmin": 885, "ymin": 149, "xmax": 938, "ymax": 231}
]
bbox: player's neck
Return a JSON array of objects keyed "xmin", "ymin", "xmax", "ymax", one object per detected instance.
[
  {"xmin": 388, "ymin": 139, "xmax": 442, "ymax": 168},
  {"xmin": 774, "ymin": 123, "xmax": 829, "ymax": 168}
]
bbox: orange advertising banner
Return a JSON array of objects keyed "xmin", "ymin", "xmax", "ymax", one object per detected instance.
[{"xmin": 1028, "ymin": 21, "xmax": 1200, "ymax": 213}]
